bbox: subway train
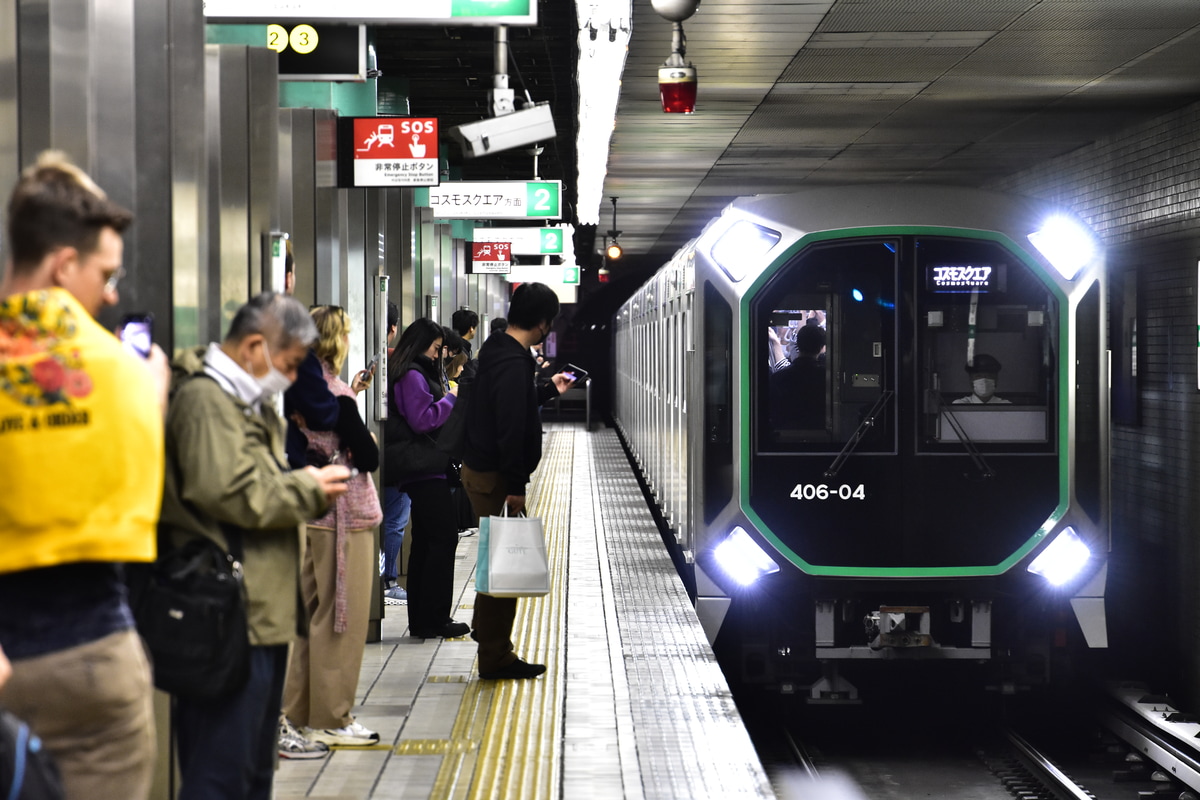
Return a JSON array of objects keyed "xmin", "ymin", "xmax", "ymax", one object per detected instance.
[{"xmin": 613, "ymin": 185, "xmax": 1110, "ymax": 699}]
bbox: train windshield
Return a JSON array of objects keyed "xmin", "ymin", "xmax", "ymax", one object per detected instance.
[
  {"xmin": 916, "ymin": 237, "xmax": 1056, "ymax": 451},
  {"xmin": 756, "ymin": 239, "xmax": 897, "ymax": 452},
  {"xmin": 754, "ymin": 235, "xmax": 1056, "ymax": 455}
]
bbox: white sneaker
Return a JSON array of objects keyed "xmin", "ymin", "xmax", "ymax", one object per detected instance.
[
  {"xmin": 307, "ymin": 720, "xmax": 380, "ymax": 746},
  {"xmin": 278, "ymin": 717, "xmax": 329, "ymax": 759}
]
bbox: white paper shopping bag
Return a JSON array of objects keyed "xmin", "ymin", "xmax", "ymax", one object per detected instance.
[{"xmin": 476, "ymin": 510, "xmax": 550, "ymax": 597}]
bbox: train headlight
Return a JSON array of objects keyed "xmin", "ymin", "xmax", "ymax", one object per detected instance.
[
  {"xmin": 713, "ymin": 526, "xmax": 780, "ymax": 587},
  {"xmin": 1027, "ymin": 526, "xmax": 1091, "ymax": 586},
  {"xmin": 709, "ymin": 220, "xmax": 781, "ymax": 282},
  {"xmin": 1027, "ymin": 216, "xmax": 1096, "ymax": 280}
]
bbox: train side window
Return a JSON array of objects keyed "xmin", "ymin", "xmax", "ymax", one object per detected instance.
[
  {"xmin": 755, "ymin": 239, "xmax": 897, "ymax": 453},
  {"xmin": 916, "ymin": 237, "xmax": 1057, "ymax": 450}
]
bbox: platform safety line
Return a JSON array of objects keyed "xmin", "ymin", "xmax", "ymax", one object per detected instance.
[
  {"xmin": 425, "ymin": 429, "xmax": 570, "ymax": 800},
  {"xmin": 466, "ymin": 428, "xmax": 571, "ymax": 800}
]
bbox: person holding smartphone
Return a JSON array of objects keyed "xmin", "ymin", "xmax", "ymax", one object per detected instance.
[
  {"xmin": 461, "ymin": 283, "xmax": 576, "ymax": 680},
  {"xmin": 158, "ymin": 292, "xmax": 350, "ymax": 798},
  {"xmin": 281, "ymin": 306, "xmax": 382, "ymax": 750},
  {"xmin": 0, "ymin": 151, "xmax": 168, "ymax": 800}
]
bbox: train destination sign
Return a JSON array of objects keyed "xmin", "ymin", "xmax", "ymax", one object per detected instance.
[
  {"xmin": 474, "ymin": 227, "xmax": 565, "ymax": 255},
  {"xmin": 341, "ymin": 118, "xmax": 438, "ymax": 188},
  {"xmin": 926, "ymin": 263, "xmax": 1007, "ymax": 293},
  {"xmin": 204, "ymin": 1, "xmax": 536, "ymax": 25},
  {"xmin": 427, "ymin": 181, "xmax": 561, "ymax": 220}
]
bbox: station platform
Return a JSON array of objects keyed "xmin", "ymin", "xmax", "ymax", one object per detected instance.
[{"xmin": 274, "ymin": 424, "xmax": 774, "ymax": 799}]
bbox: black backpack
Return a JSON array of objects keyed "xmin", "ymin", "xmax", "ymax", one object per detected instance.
[{"xmin": 0, "ymin": 709, "xmax": 64, "ymax": 800}]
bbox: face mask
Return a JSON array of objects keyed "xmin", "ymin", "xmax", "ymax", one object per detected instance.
[
  {"xmin": 255, "ymin": 339, "xmax": 294, "ymax": 395},
  {"xmin": 973, "ymin": 377, "xmax": 995, "ymax": 399}
]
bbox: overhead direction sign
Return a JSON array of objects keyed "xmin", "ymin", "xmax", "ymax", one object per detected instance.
[
  {"xmin": 427, "ymin": 181, "xmax": 561, "ymax": 220},
  {"xmin": 340, "ymin": 118, "xmax": 439, "ymax": 188},
  {"xmin": 204, "ymin": 0, "xmax": 536, "ymax": 25},
  {"xmin": 474, "ymin": 227, "xmax": 565, "ymax": 255}
]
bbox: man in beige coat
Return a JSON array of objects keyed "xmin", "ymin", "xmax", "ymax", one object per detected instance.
[{"xmin": 158, "ymin": 292, "xmax": 351, "ymax": 800}]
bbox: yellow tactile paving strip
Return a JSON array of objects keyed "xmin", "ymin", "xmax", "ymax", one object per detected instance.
[{"xmin": 426, "ymin": 430, "xmax": 572, "ymax": 800}]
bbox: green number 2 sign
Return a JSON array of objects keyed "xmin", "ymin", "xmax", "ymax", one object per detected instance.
[{"xmin": 526, "ymin": 182, "xmax": 560, "ymax": 218}]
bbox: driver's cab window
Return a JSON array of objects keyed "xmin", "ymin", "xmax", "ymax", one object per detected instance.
[
  {"xmin": 757, "ymin": 239, "xmax": 896, "ymax": 452},
  {"xmin": 916, "ymin": 237, "xmax": 1056, "ymax": 449}
]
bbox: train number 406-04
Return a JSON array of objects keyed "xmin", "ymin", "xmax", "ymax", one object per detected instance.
[{"xmin": 789, "ymin": 483, "xmax": 867, "ymax": 501}]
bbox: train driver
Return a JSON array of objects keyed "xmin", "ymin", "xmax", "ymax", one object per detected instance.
[{"xmin": 953, "ymin": 353, "xmax": 1012, "ymax": 405}]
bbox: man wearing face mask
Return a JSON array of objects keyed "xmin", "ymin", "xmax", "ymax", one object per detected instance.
[
  {"xmin": 158, "ymin": 291, "xmax": 351, "ymax": 799},
  {"xmin": 953, "ymin": 353, "xmax": 1011, "ymax": 404}
]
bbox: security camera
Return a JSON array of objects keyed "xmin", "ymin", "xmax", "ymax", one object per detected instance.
[{"xmin": 448, "ymin": 103, "xmax": 557, "ymax": 159}]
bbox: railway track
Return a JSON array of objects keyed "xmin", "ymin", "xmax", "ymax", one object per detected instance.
[{"xmin": 752, "ymin": 683, "xmax": 1200, "ymax": 800}]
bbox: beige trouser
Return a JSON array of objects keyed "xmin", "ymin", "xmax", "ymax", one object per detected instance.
[
  {"xmin": 282, "ymin": 525, "xmax": 374, "ymax": 730},
  {"xmin": 1, "ymin": 627, "xmax": 155, "ymax": 800}
]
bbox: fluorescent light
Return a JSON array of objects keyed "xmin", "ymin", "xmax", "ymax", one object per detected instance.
[
  {"xmin": 1027, "ymin": 215, "xmax": 1097, "ymax": 280},
  {"xmin": 709, "ymin": 219, "xmax": 781, "ymax": 282},
  {"xmin": 575, "ymin": 1, "xmax": 631, "ymax": 225},
  {"xmin": 713, "ymin": 526, "xmax": 780, "ymax": 587},
  {"xmin": 1028, "ymin": 526, "xmax": 1091, "ymax": 586}
]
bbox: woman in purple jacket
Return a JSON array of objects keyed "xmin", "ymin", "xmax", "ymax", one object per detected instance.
[{"xmin": 385, "ymin": 319, "xmax": 471, "ymax": 639}]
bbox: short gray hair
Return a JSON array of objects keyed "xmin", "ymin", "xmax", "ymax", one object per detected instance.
[{"xmin": 225, "ymin": 292, "xmax": 317, "ymax": 350}]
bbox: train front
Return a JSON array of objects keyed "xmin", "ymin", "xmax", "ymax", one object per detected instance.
[{"xmin": 690, "ymin": 187, "xmax": 1108, "ymax": 699}]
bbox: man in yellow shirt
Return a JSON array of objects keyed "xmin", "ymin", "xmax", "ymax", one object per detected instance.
[{"xmin": 0, "ymin": 152, "xmax": 169, "ymax": 800}]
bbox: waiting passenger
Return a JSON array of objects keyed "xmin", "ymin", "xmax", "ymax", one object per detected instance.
[
  {"xmin": 452, "ymin": 307, "xmax": 480, "ymax": 383},
  {"xmin": 463, "ymin": 283, "xmax": 575, "ymax": 680},
  {"xmin": 159, "ymin": 292, "xmax": 350, "ymax": 799},
  {"xmin": 380, "ymin": 301, "xmax": 411, "ymax": 607},
  {"xmin": 0, "ymin": 151, "xmax": 169, "ymax": 800},
  {"xmin": 769, "ymin": 323, "xmax": 827, "ymax": 430},
  {"xmin": 281, "ymin": 306, "xmax": 382, "ymax": 750},
  {"xmin": 488, "ymin": 316, "xmax": 508, "ymax": 339},
  {"xmin": 385, "ymin": 319, "xmax": 471, "ymax": 640},
  {"xmin": 953, "ymin": 353, "xmax": 1011, "ymax": 405}
]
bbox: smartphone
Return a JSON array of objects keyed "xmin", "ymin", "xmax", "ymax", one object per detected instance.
[
  {"xmin": 119, "ymin": 313, "xmax": 154, "ymax": 359},
  {"xmin": 563, "ymin": 363, "xmax": 589, "ymax": 383},
  {"xmin": 365, "ymin": 356, "xmax": 379, "ymax": 374}
]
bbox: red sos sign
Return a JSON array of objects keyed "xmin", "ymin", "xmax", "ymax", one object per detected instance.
[{"xmin": 352, "ymin": 118, "xmax": 438, "ymax": 160}]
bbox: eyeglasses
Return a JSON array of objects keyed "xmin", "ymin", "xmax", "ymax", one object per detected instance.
[{"xmin": 104, "ymin": 267, "xmax": 126, "ymax": 293}]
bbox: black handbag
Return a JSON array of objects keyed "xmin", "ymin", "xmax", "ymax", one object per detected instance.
[{"xmin": 133, "ymin": 530, "xmax": 250, "ymax": 700}]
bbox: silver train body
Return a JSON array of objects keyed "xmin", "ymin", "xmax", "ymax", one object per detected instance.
[{"xmin": 613, "ymin": 185, "xmax": 1109, "ymax": 697}]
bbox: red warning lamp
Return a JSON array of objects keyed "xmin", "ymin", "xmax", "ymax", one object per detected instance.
[
  {"xmin": 659, "ymin": 65, "xmax": 697, "ymax": 114},
  {"xmin": 652, "ymin": 0, "xmax": 701, "ymax": 114}
]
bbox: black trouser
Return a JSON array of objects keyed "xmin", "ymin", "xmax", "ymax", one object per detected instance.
[
  {"xmin": 403, "ymin": 477, "xmax": 460, "ymax": 635},
  {"xmin": 176, "ymin": 645, "xmax": 288, "ymax": 800}
]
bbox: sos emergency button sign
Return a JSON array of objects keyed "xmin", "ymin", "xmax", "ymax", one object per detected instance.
[{"xmin": 350, "ymin": 118, "xmax": 439, "ymax": 187}]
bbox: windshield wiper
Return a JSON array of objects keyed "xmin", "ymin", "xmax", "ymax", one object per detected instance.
[
  {"xmin": 936, "ymin": 396, "xmax": 995, "ymax": 479},
  {"xmin": 824, "ymin": 390, "xmax": 894, "ymax": 478}
]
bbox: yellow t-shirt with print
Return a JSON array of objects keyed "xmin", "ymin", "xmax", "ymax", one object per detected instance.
[{"xmin": 0, "ymin": 288, "xmax": 163, "ymax": 573}]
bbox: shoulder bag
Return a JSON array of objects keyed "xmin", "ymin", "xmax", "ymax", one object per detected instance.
[{"xmin": 133, "ymin": 528, "xmax": 250, "ymax": 700}]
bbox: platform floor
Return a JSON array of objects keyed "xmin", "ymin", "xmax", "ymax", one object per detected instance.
[{"xmin": 273, "ymin": 424, "xmax": 774, "ymax": 800}]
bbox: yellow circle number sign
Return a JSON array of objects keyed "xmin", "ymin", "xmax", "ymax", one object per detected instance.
[
  {"xmin": 266, "ymin": 24, "xmax": 288, "ymax": 53},
  {"xmin": 289, "ymin": 25, "xmax": 319, "ymax": 55}
]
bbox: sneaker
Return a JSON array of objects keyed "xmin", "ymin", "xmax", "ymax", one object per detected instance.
[
  {"xmin": 278, "ymin": 717, "xmax": 329, "ymax": 759},
  {"xmin": 479, "ymin": 658, "xmax": 547, "ymax": 680},
  {"xmin": 384, "ymin": 585, "xmax": 408, "ymax": 606},
  {"xmin": 307, "ymin": 720, "xmax": 380, "ymax": 747}
]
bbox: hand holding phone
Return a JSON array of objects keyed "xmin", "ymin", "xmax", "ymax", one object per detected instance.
[
  {"xmin": 119, "ymin": 313, "xmax": 154, "ymax": 359},
  {"xmin": 563, "ymin": 363, "xmax": 589, "ymax": 383}
]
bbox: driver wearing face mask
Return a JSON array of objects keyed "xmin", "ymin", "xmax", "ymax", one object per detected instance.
[{"xmin": 953, "ymin": 353, "xmax": 1011, "ymax": 404}]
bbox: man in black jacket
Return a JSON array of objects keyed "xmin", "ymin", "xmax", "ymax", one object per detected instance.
[{"xmin": 462, "ymin": 283, "xmax": 572, "ymax": 680}]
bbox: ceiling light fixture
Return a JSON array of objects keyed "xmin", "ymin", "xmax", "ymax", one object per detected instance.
[
  {"xmin": 651, "ymin": 0, "xmax": 700, "ymax": 113},
  {"xmin": 606, "ymin": 196, "xmax": 623, "ymax": 259}
]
